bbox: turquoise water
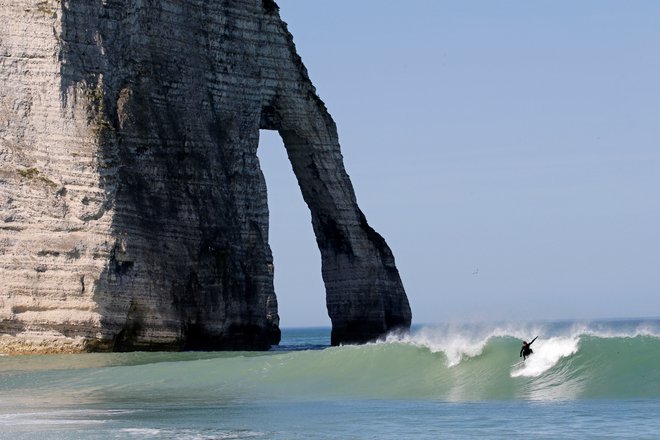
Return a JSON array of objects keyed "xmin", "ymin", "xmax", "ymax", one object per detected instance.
[{"xmin": 1, "ymin": 319, "xmax": 658, "ymax": 439}]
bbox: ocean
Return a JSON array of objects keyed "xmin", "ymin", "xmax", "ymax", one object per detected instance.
[{"xmin": 1, "ymin": 319, "xmax": 658, "ymax": 439}]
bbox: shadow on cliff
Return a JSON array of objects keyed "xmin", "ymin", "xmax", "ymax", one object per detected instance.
[{"xmin": 58, "ymin": 0, "xmax": 281, "ymax": 351}]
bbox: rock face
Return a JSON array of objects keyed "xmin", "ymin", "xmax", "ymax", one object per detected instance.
[{"xmin": 0, "ymin": 0, "xmax": 411, "ymax": 353}]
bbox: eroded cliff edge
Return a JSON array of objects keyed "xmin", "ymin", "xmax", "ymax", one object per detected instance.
[{"xmin": 0, "ymin": 0, "xmax": 411, "ymax": 353}]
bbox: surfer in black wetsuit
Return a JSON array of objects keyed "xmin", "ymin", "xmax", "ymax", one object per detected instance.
[{"xmin": 520, "ymin": 336, "xmax": 538, "ymax": 360}]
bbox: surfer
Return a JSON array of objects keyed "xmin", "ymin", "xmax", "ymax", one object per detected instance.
[{"xmin": 519, "ymin": 336, "xmax": 538, "ymax": 360}]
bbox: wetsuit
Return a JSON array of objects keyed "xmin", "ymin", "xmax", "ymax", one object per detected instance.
[{"xmin": 519, "ymin": 336, "xmax": 538, "ymax": 360}]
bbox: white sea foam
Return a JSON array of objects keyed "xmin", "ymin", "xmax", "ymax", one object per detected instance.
[
  {"xmin": 384, "ymin": 327, "xmax": 478, "ymax": 366},
  {"xmin": 572, "ymin": 321, "xmax": 660, "ymax": 339},
  {"xmin": 383, "ymin": 318, "xmax": 659, "ymax": 369},
  {"xmin": 0, "ymin": 410, "xmax": 109, "ymax": 426},
  {"xmin": 385, "ymin": 322, "xmax": 545, "ymax": 367},
  {"xmin": 511, "ymin": 336, "xmax": 580, "ymax": 377},
  {"xmin": 120, "ymin": 428, "xmax": 266, "ymax": 439},
  {"xmin": 122, "ymin": 428, "xmax": 162, "ymax": 436}
]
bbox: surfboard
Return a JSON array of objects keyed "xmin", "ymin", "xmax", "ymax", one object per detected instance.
[{"xmin": 511, "ymin": 360, "xmax": 525, "ymax": 368}]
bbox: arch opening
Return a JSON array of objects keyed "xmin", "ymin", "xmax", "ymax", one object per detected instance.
[{"xmin": 257, "ymin": 130, "xmax": 330, "ymax": 329}]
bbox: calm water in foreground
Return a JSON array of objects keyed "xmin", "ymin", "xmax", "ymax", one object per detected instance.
[{"xmin": 1, "ymin": 319, "xmax": 658, "ymax": 439}]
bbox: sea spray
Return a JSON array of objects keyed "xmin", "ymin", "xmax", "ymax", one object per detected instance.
[{"xmin": 386, "ymin": 325, "xmax": 500, "ymax": 367}]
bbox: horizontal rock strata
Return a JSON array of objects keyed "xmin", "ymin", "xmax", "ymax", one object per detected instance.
[{"xmin": 0, "ymin": 0, "xmax": 411, "ymax": 353}]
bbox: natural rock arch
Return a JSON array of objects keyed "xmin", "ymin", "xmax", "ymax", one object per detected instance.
[{"xmin": 0, "ymin": 0, "xmax": 411, "ymax": 352}]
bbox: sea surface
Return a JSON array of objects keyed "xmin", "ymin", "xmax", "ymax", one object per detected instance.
[{"xmin": 1, "ymin": 319, "xmax": 659, "ymax": 439}]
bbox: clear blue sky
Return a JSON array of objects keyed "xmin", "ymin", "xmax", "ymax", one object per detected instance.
[{"xmin": 258, "ymin": 1, "xmax": 660, "ymax": 327}]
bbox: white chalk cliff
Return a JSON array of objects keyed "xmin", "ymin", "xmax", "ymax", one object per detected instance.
[{"xmin": 0, "ymin": 0, "xmax": 411, "ymax": 353}]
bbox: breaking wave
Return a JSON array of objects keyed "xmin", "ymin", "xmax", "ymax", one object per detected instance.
[{"xmin": 0, "ymin": 319, "xmax": 658, "ymax": 404}]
